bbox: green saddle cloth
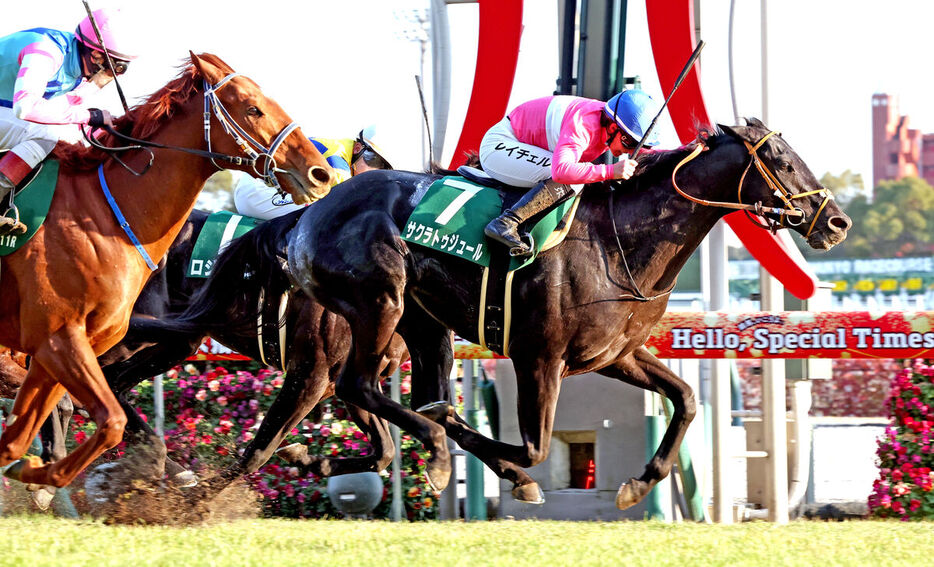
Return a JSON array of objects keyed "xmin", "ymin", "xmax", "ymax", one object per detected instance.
[
  {"xmin": 401, "ymin": 176, "xmax": 577, "ymax": 271},
  {"xmin": 0, "ymin": 159, "xmax": 60, "ymax": 256},
  {"xmin": 187, "ymin": 211, "xmax": 264, "ymax": 278}
]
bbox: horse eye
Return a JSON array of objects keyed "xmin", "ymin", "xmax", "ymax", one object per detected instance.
[{"xmin": 247, "ymin": 106, "xmax": 263, "ymax": 117}]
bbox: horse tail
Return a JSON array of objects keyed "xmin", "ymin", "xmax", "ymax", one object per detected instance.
[{"xmin": 171, "ymin": 210, "xmax": 301, "ymax": 339}]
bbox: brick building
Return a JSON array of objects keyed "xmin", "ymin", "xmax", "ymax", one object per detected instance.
[{"xmin": 871, "ymin": 93, "xmax": 934, "ymax": 188}]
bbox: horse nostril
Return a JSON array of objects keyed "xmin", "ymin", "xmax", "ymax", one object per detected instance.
[
  {"xmin": 830, "ymin": 215, "xmax": 852, "ymax": 232},
  {"xmin": 308, "ymin": 166, "xmax": 331, "ymax": 186}
]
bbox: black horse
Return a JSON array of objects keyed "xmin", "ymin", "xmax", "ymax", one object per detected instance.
[
  {"xmin": 286, "ymin": 119, "xmax": 852, "ymax": 509},
  {"xmin": 94, "ymin": 207, "xmax": 410, "ymax": 501}
]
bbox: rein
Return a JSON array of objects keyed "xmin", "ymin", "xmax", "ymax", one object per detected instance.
[
  {"xmin": 608, "ymin": 128, "xmax": 833, "ymax": 302},
  {"xmin": 93, "ymin": 72, "xmax": 301, "ymax": 271},
  {"xmin": 670, "ymin": 130, "xmax": 834, "ymax": 237},
  {"xmin": 88, "ymin": 73, "xmax": 299, "ymax": 194}
]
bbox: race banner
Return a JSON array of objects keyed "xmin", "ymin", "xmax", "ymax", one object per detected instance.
[{"xmin": 646, "ymin": 311, "xmax": 934, "ymax": 360}]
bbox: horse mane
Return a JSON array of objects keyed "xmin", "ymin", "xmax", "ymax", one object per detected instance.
[
  {"xmin": 169, "ymin": 207, "xmax": 303, "ymax": 338},
  {"xmin": 52, "ymin": 53, "xmax": 233, "ymax": 171}
]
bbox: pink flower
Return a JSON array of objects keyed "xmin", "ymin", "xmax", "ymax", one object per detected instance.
[
  {"xmin": 208, "ymin": 380, "xmax": 220, "ymax": 392},
  {"xmin": 217, "ymin": 396, "xmax": 228, "ymax": 406},
  {"xmin": 195, "ymin": 389, "xmax": 208, "ymax": 401}
]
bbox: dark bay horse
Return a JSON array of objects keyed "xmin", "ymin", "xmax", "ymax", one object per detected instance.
[
  {"xmin": 97, "ymin": 207, "xmax": 409, "ymax": 501},
  {"xmin": 286, "ymin": 119, "xmax": 852, "ymax": 509},
  {"xmin": 0, "ymin": 52, "xmax": 332, "ymax": 489}
]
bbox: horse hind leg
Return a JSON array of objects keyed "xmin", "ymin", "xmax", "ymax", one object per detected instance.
[
  {"xmin": 598, "ymin": 346, "xmax": 697, "ymax": 510},
  {"xmin": 0, "ymin": 368, "xmax": 67, "ymax": 469}
]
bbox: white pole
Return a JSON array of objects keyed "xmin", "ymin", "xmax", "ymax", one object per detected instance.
[
  {"xmin": 390, "ymin": 369, "xmax": 403, "ymax": 521},
  {"xmin": 153, "ymin": 374, "xmax": 164, "ymax": 437},
  {"xmin": 705, "ymin": 221, "xmax": 733, "ymax": 523}
]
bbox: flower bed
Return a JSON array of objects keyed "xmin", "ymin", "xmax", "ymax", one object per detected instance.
[
  {"xmin": 72, "ymin": 361, "xmax": 438, "ymax": 520},
  {"xmin": 868, "ymin": 359, "xmax": 934, "ymax": 520}
]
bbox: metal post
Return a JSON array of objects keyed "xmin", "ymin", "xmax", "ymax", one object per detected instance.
[
  {"xmin": 439, "ymin": 365, "xmax": 459, "ymax": 520},
  {"xmin": 760, "ymin": 267, "xmax": 789, "ymax": 523},
  {"xmin": 463, "ymin": 359, "xmax": 486, "ymax": 520},
  {"xmin": 704, "ymin": 220, "xmax": 733, "ymax": 523},
  {"xmin": 390, "ymin": 369, "xmax": 403, "ymax": 521},
  {"xmin": 153, "ymin": 374, "xmax": 164, "ymax": 437}
]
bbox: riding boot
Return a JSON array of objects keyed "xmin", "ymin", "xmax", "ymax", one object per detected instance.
[
  {"xmin": 0, "ymin": 151, "xmax": 32, "ymax": 237},
  {"xmin": 484, "ymin": 179, "xmax": 575, "ymax": 257}
]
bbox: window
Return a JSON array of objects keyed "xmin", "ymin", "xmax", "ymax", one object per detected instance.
[{"xmin": 568, "ymin": 442, "xmax": 596, "ymax": 489}]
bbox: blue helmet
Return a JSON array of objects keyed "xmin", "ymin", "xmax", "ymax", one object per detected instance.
[{"xmin": 603, "ymin": 89, "xmax": 660, "ymax": 147}]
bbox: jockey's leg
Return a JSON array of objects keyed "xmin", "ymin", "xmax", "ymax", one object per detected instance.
[
  {"xmin": 0, "ymin": 109, "xmax": 59, "ymax": 236},
  {"xmin": 484, "ymin": 180, "xmax": 575, "ymax": 257}
]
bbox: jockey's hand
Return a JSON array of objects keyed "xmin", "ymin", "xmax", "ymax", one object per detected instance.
[
  {"xmin": 87, "ymin": 108, "xmax": 114, "ymax": 129},
  {"xmin": 612, "ymin": 158, "xmax": 638, "ymax": 180}
]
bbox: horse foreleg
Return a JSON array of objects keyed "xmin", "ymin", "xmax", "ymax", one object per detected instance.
[
  {"xmin": 39, "ymin": 393, "xmax": 73, "ymax": 463},
  {"xmin": 399, "ymin": 312, "xmax": 543, "ymax": 503},
  {"xmin": 12, "ymin": 331, "xmax": 127, "ymax": 488},
  {"xmin": 597, "ymin": 346, "xmax": 696, "ymax": 510},
  {"xmin": 335, "ymin": 347, "xmax": 451, "ymax": 492}
]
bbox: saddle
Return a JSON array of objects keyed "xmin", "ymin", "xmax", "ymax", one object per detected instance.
[{"xmin": 401, "ymin": 170, "xmax": 581, "ymax": 355}]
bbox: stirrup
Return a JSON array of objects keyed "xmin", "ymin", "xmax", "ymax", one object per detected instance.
[{"xmin": 0, "ymin": 204, "xmax": 27, "ymax": 236}]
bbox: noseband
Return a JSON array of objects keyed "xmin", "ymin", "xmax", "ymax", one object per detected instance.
[
  {"xmin": 203, "ymin": 73, "xmax": 299, "ymax": 194},
  {"xmin": 671, "ymin": 130, "xmax": 834, "ymax": 238}
]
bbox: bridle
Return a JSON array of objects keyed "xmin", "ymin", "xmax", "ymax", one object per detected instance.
[
  {"xmin": 609, "ymin": 128, "xmax": 833, "ymax": 302},
  {"xmin": 86, "ymin": 73, "xmax": 300, "ymax": 194},
  {"xmin": 90, "ymin": 72, "xmax": 302, "ymax": 272},
  {"xmin": 670, "ymin": 129, "xmax": 834, "ymax": 238}
]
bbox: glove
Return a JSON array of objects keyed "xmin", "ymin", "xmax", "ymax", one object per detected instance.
[{"xmin": 87, "ymin": 108, "xmax": 114, "ymax": 129}]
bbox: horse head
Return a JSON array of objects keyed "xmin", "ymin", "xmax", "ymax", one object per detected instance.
[
  {"xmin": 718, "ymin": 117, "xmax": 851, "ymax": 250},
  {"xmin": 189, "ymin": 52, "xmax": 333, "ymax": 204}
]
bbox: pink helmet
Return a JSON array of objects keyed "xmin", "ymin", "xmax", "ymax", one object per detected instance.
[{"xmin": 75, "ymin": 8, "xmax": 138, "ymax": 61}]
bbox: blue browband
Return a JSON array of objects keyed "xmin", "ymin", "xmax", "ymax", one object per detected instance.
[{"xmin": 97, "ymin": 165, "xmax": 158, "ymax": 270}]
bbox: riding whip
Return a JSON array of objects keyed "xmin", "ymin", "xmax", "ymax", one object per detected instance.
[
  {"xmin": 630, "ymin": 40, "xmax": 705, "ymax": 159},
  {"xmin": 81, "ymin": 0, "xmax": 131, "ymax": 116}
]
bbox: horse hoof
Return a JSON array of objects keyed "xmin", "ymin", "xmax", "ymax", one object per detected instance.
[
  {"xmin": 276, "ymin": 442, "xmax": 309, "ymax": 463},
  {"xmin": 171, "ymin": 470, "xmax": 198, "ymax": 488},
  {"xmin": 31, "ymin": 486, "xmax": 56, "ymax": 511},
  {"xmin": 616, "ymin": 478, "xmax": 649, "ymax": 510},
  {"xmin": 425, "ymin": 460, "xmax": 452, "ymax": 493},
  {"xmin": 511, "ymin": 482, "xmax": 544, "ymax": 504},
  {"xmin": 415, "ymin": 401, "xmax": 453, "ymax": 423},
  {"xmin": 2, "ymin": 455, "xmax": 43, "ymax": 483}
]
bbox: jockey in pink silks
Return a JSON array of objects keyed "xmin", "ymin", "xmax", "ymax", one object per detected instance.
[
  {"xmin": 480, "ymin": 89, "xmax": 661, "ymax": 257},
  {"xmin": 0, "ymin": 8, "xmax": 137, "ymax": 235}
]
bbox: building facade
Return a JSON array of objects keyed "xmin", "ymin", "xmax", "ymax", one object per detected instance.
[{"xmin": 872, "ymin": 93, "xmax": 934, "ymax": 188}]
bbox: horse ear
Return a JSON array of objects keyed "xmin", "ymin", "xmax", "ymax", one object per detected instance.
[
  {"xmin": 745, "ymin": 117, "xmax": 768, "ymax": 130},
  {"xmin": 189, "ymin": 51, "xmax": 226, "ymax": 85},
  {"xmin": 718, "ymin": 123, "xmax": 745, "ymax": 141}
]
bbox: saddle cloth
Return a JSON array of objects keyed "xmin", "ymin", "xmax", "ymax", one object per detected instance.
[
  {"xmin": 400, "ymin": 175, "xmax": 580, "ymax": 271},
  {"xmin": 0, "ymin": 159, "xmax": 59, "ymax": 256},
  {"xmin": 187, "ymin": 211, "xmax": 264, "ymax": 278}
]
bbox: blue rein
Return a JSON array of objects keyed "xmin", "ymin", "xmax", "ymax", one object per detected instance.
[{"xmin": 97, "ymin": 165, "xmax": 158, "ymax": 271}]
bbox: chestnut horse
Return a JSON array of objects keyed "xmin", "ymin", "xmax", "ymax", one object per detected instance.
[
  {"xmin": 0, "ymin": 52, "xmax": 332, "ymax": 489},
  {"xmin": 286, "ymin": 119, "xmax": 853, "ymax": 508}
]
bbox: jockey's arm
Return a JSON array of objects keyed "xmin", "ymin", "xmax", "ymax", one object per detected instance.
[
  {"xmin": 12, "ymin": 39, "xmax": 100, "ymax": 125},
  {"xmin": 550, "ymin": 133, "xmax": 615, "ymax": 185}
]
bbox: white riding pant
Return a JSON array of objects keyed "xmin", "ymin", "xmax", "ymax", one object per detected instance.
[
  {"xmin": 0, "ymin": 106, "xmax": 77, "ymax": 167},
  {"xmin": 233, "ymin": 173, "xmax": 307, "ymax": 220},
  {"xmin": 478, "ymin": 117, "xmax": 582, "ymax": 194}
]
